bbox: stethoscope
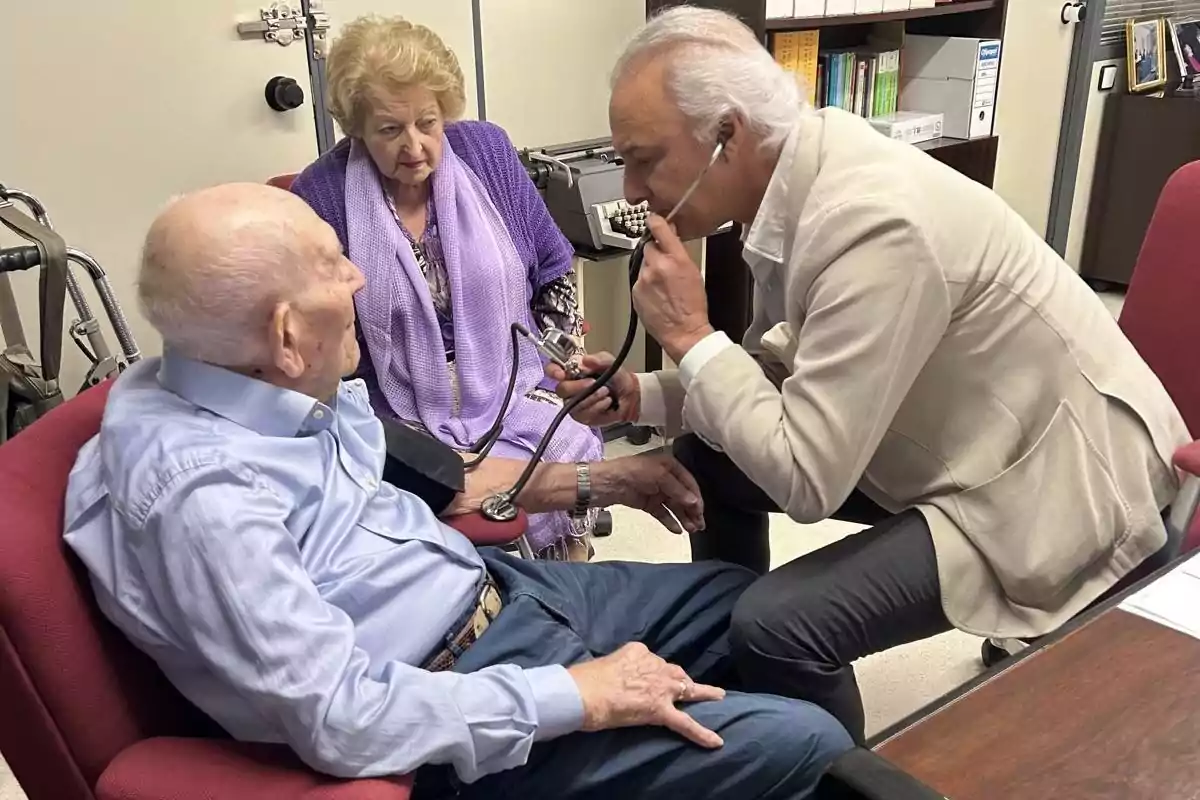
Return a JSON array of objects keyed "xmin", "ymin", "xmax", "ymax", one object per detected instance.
[{"xmin": 478, "ymin": 134, "xmax": 729, "ymax": 522}]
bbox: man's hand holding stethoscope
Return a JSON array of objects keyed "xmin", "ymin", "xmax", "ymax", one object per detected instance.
[
  {"xmin": 550, "ymin": 214, "xmax": 716, "ymax": 426},
  {"xmin": 633, "ymin": 214, "xmax": 715, "ymax": 365}
]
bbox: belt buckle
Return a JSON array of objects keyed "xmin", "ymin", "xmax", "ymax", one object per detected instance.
[
  {"xmin": 472, "ymin": 607, "xmax": 489, "ymax": 638},
  {"xmin": 472, "ymin": 582, "xmax": 501, "ymax": 637}
]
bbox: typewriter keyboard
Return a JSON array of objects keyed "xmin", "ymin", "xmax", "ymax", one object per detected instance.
[{"xmin": 607, "ymin": 200, "xmax": 650, "ymax": 238}]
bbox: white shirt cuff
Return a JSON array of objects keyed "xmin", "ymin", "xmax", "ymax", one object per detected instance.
[
  {"xmin": 678, "ymin": 331, "xmax": 735, "ymax": 390},
  {"xmin": 634, "ymin": 372, "xmax": 668, "ymax": 427},
  {"xmin": 528, "ymin": 664, "xmax": 584, "ymax": 742}
]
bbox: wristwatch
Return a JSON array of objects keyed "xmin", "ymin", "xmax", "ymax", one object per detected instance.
[{"xmin": 571, "ymin": 462, "xmax": 592, "ymax": 519}]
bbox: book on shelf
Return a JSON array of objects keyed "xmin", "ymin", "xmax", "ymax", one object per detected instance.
[
  {"xmin": 772, "ymin": 31, "xmax": 902, "ymax": 119},
  {"xmin": 767, "ymin": 0, "xmax": 918, "ymax": 20},
  {"xmin": 771, "ymin": 30, "xmax": 822, "ymax": 106}
]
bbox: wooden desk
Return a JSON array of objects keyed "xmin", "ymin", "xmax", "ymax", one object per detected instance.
[{"xmin": 872, "ymin": 563, "xmax": 1200, "ymax": 799}]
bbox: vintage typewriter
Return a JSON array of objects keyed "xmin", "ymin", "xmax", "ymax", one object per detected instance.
[{"xmin": 520, "ymin": 137, "xmax": 728, "ymax": 253}]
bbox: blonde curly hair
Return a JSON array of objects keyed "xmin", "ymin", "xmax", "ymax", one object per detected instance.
[{"xmin": 327, "ymin": 15, "xmax": 467, "ymax": 137}]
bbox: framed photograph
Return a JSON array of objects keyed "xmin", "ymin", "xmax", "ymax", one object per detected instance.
[
  {"xmin": 1170, "ymin": 18, "xmax": 1200, "ymax": 81},
  {"xmin": 1127, "ymin": 18, "xmax": 1168, "ymax": 92}
]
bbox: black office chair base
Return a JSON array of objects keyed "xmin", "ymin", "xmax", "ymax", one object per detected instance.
[
  {"xmin": 625, "ymin": 426, "xmax": 653, "ymax": 446},
  {"xmin": 981, "ymin": 638, "xmax": 1010, "ymax": 668}
]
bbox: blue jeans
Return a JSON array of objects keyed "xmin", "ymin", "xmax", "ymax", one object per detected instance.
[{"xmin": 413, "ymin": 550, "xmax": 853, "ymax": 800}]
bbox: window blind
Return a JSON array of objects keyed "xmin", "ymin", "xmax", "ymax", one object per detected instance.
[{"xmin": 1102, "ymin": 0, "xmax": 1200, "ymax": 48}]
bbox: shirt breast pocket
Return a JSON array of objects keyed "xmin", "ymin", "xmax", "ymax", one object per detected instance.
[{"xmin": 353, "ymin": 486, "xmax": 469, "ymax": 556}]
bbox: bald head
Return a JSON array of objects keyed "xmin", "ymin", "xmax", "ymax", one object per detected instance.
[
  {"xmin": 138, "ymin": 182, "xmax": 344, "ymax": 369},
  {"xmin": 145, "ymin": 183, "xmax": 321, "ymax": 272}
]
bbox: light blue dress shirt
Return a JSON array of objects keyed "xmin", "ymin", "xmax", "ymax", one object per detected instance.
[{"xmin": 63, "ymin": 354, "xmax": 583, "ymax": 782}]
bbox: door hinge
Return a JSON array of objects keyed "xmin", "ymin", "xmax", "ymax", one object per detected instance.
[{"xmin": 237, "ymin": 1, "xmax": 330, "ymax": 55}]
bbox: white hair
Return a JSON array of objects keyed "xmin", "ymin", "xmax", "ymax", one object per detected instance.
[
  {"xmin": 612, "ymin": 6, "xmax": 806, "ymax": 150},
  {"xmin": 137, "ymin": 190, "xmax": 314, "ymax": 367}
]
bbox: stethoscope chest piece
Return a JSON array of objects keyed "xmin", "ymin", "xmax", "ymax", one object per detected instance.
[{"xmin": 482, "ymin": 492, "xmax": 520, "ymax": 522}]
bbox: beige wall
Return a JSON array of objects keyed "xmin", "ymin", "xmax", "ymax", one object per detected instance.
[
  {"xmin": 1, "ymin": 2, "xmax": 324, "ymax": 394},
  {"xmin": 1, "ymin": 0, "xmax": 645, "ymax": 392},
  {"xmin": 477, "ymin": 0, "xmax": 648, "ymax": 358},
  {"xmin": 480, "ymin": 0, "xmax": 644, "ymax": 148},
  {"xmin": 1064, "ymin": 58, "xmax": 1126, "ymax": 271}
]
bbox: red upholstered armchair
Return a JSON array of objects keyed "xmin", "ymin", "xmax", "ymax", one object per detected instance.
[
  {"xmin": 1119, "ymin": 160, "xmax": 1200, "ymax": 554},
  {"xmin": 0, "ymin": 381, "xmax": 527, "ymax": 799}
]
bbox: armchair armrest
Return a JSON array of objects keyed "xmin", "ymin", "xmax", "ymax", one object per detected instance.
[
  {"xmin": 818, "ymin": 748, "xmax": 946, "ymax": 799},
  {"xmin": 96, "ymin": 737, "xmax": 412, "ymax": 800},
  {"xmin": 1171, "ymin": 441, "xmax": 1200, "ymax": 555},
  {"xmin": 444, "ymin": 509, "xmax": 529, "ymax": 546}
]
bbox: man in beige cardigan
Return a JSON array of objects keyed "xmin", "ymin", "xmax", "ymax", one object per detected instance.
[{"xmin": 553, "ymin": 7, "xmax": 1191, "ymax": 744}]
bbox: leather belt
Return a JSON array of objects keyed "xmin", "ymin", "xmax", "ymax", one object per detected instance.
[{"xmin": 422, "ymin": 574, "xmax": 503, "ymax": 672}]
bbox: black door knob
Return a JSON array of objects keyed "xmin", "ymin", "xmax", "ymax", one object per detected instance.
[{"xmin": 265, "ymin": 76, "xmax": 305, "ymax": 112}]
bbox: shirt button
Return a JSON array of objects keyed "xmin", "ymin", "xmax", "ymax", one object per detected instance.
[{"xmin": 313, "ymin": 409, "xmax": 325, "ymax": 420}]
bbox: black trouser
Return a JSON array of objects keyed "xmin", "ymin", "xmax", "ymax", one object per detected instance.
[
  {"xmin": 673, "ymin": 435, "xmax": 951, "ymax": 745},
  {"xmin": 672, "ymin": 433, "xmax": 1180, "ymax": 746}
]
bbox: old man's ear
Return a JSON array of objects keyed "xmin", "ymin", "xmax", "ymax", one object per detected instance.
[{"xmin": 269, "ymin": 301, "xmax": 308, "ymax": 379}]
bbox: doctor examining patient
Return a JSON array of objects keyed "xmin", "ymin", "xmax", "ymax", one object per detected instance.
[{"xmin": 64, "ymin": 6, "xmax": 1187, "ymax": 800}]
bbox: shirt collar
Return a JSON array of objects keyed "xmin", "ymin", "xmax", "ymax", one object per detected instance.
[
  {"xmin": 742, "ymin": 112, "xmax": 822, "ymax": 274},
  {"xmin": 158, "ymin": 350, "xmax": 335, "ymax": 437}
]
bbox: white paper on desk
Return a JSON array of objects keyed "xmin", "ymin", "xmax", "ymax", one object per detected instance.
[{"xmin": 1119, "ymin": 561, "xmax": 1200, "ymax": 639}]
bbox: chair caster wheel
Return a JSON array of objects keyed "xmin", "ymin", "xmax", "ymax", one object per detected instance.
[
  {"xmin": 593, "ymin": 509, "xmax": 613, "ymax": 537},
  {"xmin": 626, "ymin": 426, "xmax": 652, "ymax": 446},
  {"xmin": 981, "ymin": 639, "xmax": 1009, "ymax": 668}
]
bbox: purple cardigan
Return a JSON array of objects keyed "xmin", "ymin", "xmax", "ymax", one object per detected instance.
[{"xmin": 291, "ymin": 121, "xmax": 575, "ymax": 292}]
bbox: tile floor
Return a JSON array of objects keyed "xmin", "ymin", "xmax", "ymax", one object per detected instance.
[{"xmin": 0, "ymin": 290, "xmax": 1127, "ymax": 798}]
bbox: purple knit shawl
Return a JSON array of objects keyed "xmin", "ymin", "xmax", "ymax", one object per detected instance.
[{"xmin": 344, "ymin": 137, "xmax": 600, "ymax": 465}]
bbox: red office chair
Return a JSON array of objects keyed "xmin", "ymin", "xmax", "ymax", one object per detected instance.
[
  {"xmin": 1120, "ymin": 160, "xmax": 1200, "ymax": 554},
  {"xmin": 0, "ymin": 381, "xmax": 527, "ymax": 799},
  {"xmin": 268, "ymin": 173, "xmax": 299, "ymax": 191},
  {"xmin": 977, "ymin": 163, "xmax": 1200, "ymax": 668}
]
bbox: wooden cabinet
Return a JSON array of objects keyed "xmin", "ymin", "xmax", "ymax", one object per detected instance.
[{"xmin": 1080, "ymin": 93, "xmax": 1200, "ymax": 287}]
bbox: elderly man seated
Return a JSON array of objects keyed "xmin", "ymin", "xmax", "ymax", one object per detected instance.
[{"xmin": 63, "ymin": 184, "xmax": 851, "ymax": 799}]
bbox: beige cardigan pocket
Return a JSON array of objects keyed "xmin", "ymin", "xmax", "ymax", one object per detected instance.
[{"xmin": 951, "ymin": 400, "xmax": 1131, "ymax": 610}]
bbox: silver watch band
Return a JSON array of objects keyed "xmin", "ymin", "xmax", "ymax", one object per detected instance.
[{"xmin": 571, "ymin": 462, "xmax": 591, "ymax": 519}]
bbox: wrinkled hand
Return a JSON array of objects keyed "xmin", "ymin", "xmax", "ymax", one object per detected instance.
[
  {"xmin": 591, "ymin": 452, "xmax": 704, "ymax": 534},
  {"xmin": 568, "ymin": 642, "xmax": 725, "ymax": 748},
  {"xmin": 633, "ymin": 215, "xmax": 715, "ymax": 363},
  {"xmin": 547, "ymin": 352, "xmax": 640, "ymax": 428}
]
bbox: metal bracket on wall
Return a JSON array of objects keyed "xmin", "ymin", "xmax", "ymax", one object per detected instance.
[
  {"xmin": 301, "ymin": 0, "xmax": 337, "ymax": 154},
  {"xmin": 237, "ymin": 2, "xmax": 329, "ymax": 49},
  {"xmin": 307, "ymin": 0, "xmax": 331, "ymax": 59}
]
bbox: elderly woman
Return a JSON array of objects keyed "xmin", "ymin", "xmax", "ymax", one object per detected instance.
[{"xmin": 291, "ymin": 15, "xmax": 603, "ymax": 559}]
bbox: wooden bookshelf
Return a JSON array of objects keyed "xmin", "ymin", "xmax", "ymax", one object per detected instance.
[
  {"xmin": 765, "ymin": 0, "xmax": 997, "ymax": 30},
  {"xmin": 644, "ymin": 0, "xmax": 1009, "ymax": 361}
]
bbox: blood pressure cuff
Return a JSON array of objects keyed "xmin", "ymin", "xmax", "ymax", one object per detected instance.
[
  {"xmin": 817, "ymin": 748, "xmax": 948, "ymax": 800},
  {"xmin": 379, "ymin": 416, "xmax": 465, "ymax": 515}
]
